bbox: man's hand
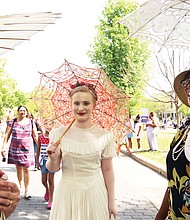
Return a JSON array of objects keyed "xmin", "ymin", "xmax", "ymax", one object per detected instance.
[{"xmin": 0, "ymin": 175, "xmax": 20, "ymax": 218}]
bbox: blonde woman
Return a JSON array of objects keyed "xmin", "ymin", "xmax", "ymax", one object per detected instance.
[{"xmin": 46, "ymin": 82, "xmax": 117, "ymax": 220}]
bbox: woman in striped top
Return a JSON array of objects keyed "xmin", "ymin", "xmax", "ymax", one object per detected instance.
[{"xmin": 36, "ymin": 119, "xmax": 55, "ymax": 210}]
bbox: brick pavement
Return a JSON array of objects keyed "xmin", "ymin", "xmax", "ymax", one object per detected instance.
[{"xmin": 1, "ymin": 153, "xmax": 167, "ymax": 220}]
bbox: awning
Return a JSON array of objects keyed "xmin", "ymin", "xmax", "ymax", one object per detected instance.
[{"xmin": 0, "ymin": 11, "xmax": 62, "ymax": 56}]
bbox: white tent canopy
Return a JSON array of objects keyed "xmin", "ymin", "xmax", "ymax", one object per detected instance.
[
  {"xmin": 0, "ymin": 11, "xmax": 61, "ymax": 56},
  {"xmin": 119, "ymin": 0, "xmax": 190, "ymax": 52}
]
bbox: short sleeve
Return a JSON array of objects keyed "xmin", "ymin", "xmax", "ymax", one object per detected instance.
[{"xmin": 101, "ymin": 132, "xmax": 117, "ymax": 159}]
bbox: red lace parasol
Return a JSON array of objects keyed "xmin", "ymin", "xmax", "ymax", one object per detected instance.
[{"xmin": 32, "ymin": 60, "xmax": 130, "ymax": 135}]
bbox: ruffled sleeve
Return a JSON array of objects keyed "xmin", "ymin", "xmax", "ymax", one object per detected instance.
[
  {"xmin": 101, "ymin": 131, "xmax": 116, "ymax": 159},
  {"xmin": 49, "ymin": 125, "xmax": 117, "ymax": 158}
]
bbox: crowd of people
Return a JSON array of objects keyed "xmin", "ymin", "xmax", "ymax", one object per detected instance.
[
  {"xmin": 0, "ymin": 70, "xmax": 190, "ymax": 219},
  {"xmin": 116, "ymin": 111, "xmax": 160, "ymax": 155},
  {"xmin": 0, "ymin": 105, "xmax": 57, "ymax": 217}
]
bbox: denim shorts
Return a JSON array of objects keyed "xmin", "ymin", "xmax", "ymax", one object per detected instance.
[
  {"xmin": 127, "ymin": 132, "xmax": 133, "ymax": 138},
  {"xmin": 40, "ymin": 158, "xmax": 54, "ymax": 174}
]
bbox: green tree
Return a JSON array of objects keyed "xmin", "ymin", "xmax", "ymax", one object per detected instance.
[
  {"xmin": 179, "ymin": 104, "xmax": 190, "ymax": 118},
  {"xmin": 144, "ymin": 49, "xmax": 190, "ymax": 127},
  {"xmin": 87, "ymin": 0, "xmax": 151, "ymax": 109},
  {"xmin": 0, "ymin": 59, "xmax": 27, "ymax": 116},
  {"xmin": 25, "ymin": 88, "xmax": 40, "ymax": 116},
  {"xmin": 131, "ymin": 94, "xmax": 171, "ymax": 117}
]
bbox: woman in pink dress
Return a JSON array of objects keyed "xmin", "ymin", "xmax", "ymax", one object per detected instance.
[{"xmin": 1, "ymin": 106, "xmax": 38, "ymax": 199}]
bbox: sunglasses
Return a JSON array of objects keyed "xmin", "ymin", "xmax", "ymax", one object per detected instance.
[{"xmin": 180, "ymin": 78, "xmax": 190, "ymax": 88}]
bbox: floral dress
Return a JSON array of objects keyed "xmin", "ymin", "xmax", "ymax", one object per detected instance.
[
  {"xmin": 49, "ymin": 125, "xmax": 116, "ymax": 220},
  {"xmin": 166, "ymin": 123, "xmax": 190, "ymax": 219}
]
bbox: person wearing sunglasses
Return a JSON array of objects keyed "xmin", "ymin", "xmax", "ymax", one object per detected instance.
[{"xmin": 156, "ymin": 70, "xmax": 190, "ymax": 219}]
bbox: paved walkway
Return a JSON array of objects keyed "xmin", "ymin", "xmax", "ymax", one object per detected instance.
[{"xmin": 1, "ymin": 153, "xmax": 167, "ymax": 220}]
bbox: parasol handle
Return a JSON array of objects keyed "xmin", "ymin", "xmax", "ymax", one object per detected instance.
[{"xmin": 47, "ymin": 119, "xmax": 75, "ymax": 155}]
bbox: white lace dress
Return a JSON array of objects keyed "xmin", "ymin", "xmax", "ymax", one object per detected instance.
[{"xmin": 49, "ymin": 125, "xmax": 116, "ymax": 220}]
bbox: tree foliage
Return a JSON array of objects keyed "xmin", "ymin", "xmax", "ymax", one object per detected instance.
[
  {"xmin": 25, "ymin": 88, "xmax": 40, "ymax": 116},
  {"xmin": 134, "ymin": 94, "xmax": 172, "ymax": 115},
  {"xmin": 87, "ymin": 0, "xmax": 151, "ymax": 110},
  {"xmin": 0, "ymin": 59, "xmax": 27, "ymax": 117},
  {"xmin": 179, "ymin": 104, "xmax": 190, "ymax": 118},
  {"xmin": 145, "ymin": 49, "xmax": 190, "ymax": 126}
]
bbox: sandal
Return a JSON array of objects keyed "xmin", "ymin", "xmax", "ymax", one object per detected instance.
[
  {"xmin": 24, "ymin": 192, "xmax": 32, "ymax": 200},
  {"xmin": 47, "ymin": 201, "xmax": 52, "ymax": 210}
]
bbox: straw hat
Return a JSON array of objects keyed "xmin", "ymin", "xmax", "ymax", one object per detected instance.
[{"xmin": 173, "ymin": 70, "xmax": 190, "ymax": 107}]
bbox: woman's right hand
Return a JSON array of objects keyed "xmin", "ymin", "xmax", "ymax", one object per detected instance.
[
  {"xmin": 36, "ymin": 162, "xmax": 41, "ymax": 170},
  {"xmin": 46, "ymin": 142, "xmax": 61, "ymax": 160},
  {"xmin": 46, "ymin": 142, "xmax": 62, "ymax": 173}
]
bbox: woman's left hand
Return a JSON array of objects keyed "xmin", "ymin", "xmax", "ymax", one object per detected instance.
[{"xmin": 109, "ymin": 203, "xmax": 117, "ymax": 219}]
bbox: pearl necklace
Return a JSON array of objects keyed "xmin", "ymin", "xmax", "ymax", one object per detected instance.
[
  {"xmin": 172, "ymin": 126, "xmax": 190, "ymax": 161},
  {"xmin": 172, "ymin": 142, "xmax": 185, "ymax": 161}
]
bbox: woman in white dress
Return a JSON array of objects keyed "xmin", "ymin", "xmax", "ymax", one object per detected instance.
[
  {"xmin": 46, "ymin": 82, "xmax": 117, "ymax": 220},
  {"xmin": 134, "ymin": 114, "xmax": 143, "ymax": 150},
  {"xmin": 146, "ymin": 112, "xmax": 159, "ymax": 151}
]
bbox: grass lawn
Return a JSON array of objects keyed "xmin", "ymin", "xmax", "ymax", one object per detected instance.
[{"xmin": 130, "ymin": 128, "xmax": 176, "ymax": 167}]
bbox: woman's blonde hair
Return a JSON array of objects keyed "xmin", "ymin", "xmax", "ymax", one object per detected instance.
[{"xmin": 69, "ymin": 83, "xmax": 97, "ymax": 101}]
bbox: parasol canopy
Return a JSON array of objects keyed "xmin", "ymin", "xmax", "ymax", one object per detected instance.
[
  {"xmin": 119, "ymin": 0, "xmax": 190, "ymax": 52},
  {"xmin": 32, "ymin": 60, "xmax": 130, "ymax": 135},
  {"xmin": 0, "ymin": 11, "xmax": 62, "ymax": 56}
]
